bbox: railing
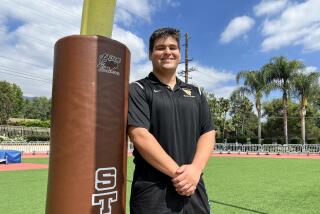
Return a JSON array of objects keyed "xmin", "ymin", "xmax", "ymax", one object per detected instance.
[
  {"xmin": 0, "ymin": 141, "xmax": 134, "ymax": 154},
  {"xmin": 0, "ymin": 141, "xmax": 50, "ymax": 154},
  {"xmin": 1, "ymin": 141, "xmax": 320, "ymax": 155},
  {"xmin": 215, "ymin": 143, "xmax": 320, "ymax": 154},
  {"xmin": 0, "ymin": 125, "xmax": 50, "ymax": 137}
]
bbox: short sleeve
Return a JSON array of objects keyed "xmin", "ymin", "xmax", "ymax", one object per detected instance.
[
  {"xmin": 200, "ymin": 92, "xmax": 214, "ymax": 135},
  {"xmin": 128, "ymin": 82, "xmax": 150, "ymax": 129}
]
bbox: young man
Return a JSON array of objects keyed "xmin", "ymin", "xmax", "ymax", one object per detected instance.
[{"xmin": 128, "ymin": 27, "xmax": 215, "ymax": 214}]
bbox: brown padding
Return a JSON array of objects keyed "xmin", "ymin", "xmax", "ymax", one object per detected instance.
[{"xmin": 46, "ymin": 35, "xmax": 130, "ymax": 214}]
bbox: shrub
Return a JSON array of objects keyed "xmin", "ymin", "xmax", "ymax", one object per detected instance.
[
  {"xmin": 16, "ymin": 120, "xmax": 50, "ymax": 128},
  {"xmin": 0, "ymin": 134, "xmax": 25, "ymax": 142},
  {"xmin": 276, "ymin": 139, "xmax": 283, "ymax": 144},
  {"xmin": 263, "ymin": 138, "xmax": 274, "ymax": 144},
  {"xmin": 226, "ymin": 138, "xmax": 236, "ymax": 143},
  {"xmin": 25, "ymin": 135, "xmax": 50, "ymax": 142},
  {"xmin": 237, "ymin": 137, "xmax": 248, "ymax": 144},
  {"xmin": 216, "ymin": 138, "xmax": 224, "ymax": 143},
  {"xmin": 0, "ymin": 134, "xmax": 9, "ymax": 142},
  {"xmin": 249, "ymin": 138, "xmax": 259, "ymax": 144},
  {"xmin": 306, "ymin": 138, "xmax": 318, "ymax": 144},
  {"xmin": 290, "ymin": 138, "xmax": 300, "ymax": 144}
]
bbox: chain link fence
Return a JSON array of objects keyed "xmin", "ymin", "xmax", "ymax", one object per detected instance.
[
  {"xmin": 0, "ymin": 125, "xmax": 50, "ymax": 138},
  {"xmin": 2, "ymin": 141, "xmax": 320, "ymax": 155},
  {"xmin": 0, "ymin": 141, "xmax": 50, "ymax": 154},
  {"xmin": 215, "ymin": 143, "xmax": 320, "ymax": 154}
]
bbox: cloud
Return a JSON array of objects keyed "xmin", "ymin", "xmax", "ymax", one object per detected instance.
[
  {"xmin": 254, "ymin": 0, "xmax": 288, "ymax": 17},
  {"xmin": 0, "ymin": 0, "xmax": 237, "ymax": 100},
  {"xmin": 115, "ymin": 0, "xmax": 153, "ymax": 25},
  {"xmin": 260, "ymin": 0, "xmax": 320, "ymax": 52},
  {"xmin": 128, "ymin": 60, "xmax": 238, "ymax": 98},
  {"xmin": 130, "ymin": 62, "xmax": 152, "ymax": 82},
  {"xmin": 112, "ymin": 25, "xmax": 147, "ymax": 63},
  {"xmin": 177, "ymin": 62, "xmax": 237, "ymax": 98},
  {"xmin": 0, "ymin": 0, "xmax": 83, "ymax": 97},
  {"xmin": 165, "ymin": 0, "xmax": 181, "ymax": 8},
  {"xmin": 115, "ymin": 0, "xmax": 180, "ymax": 26},
  {"xmin": 0, "ymin": 0, "xmax": 179, "ymax": 97},
  {"xmin": 0, "ymin": 0, "xmax": 152, "ymax": 97},
  {"xmin": 304, "ymin": 66, "xmax": 318, "ymax": 74},
  {"xmin": 220, "ymin": 16, "xmax": 255, "ymax": 44}
]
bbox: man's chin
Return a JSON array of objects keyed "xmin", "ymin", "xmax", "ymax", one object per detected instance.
[
  {"xmin": 161, "ymin": 64, "xmax": 178, "ymax": 70},
  {"xmin": 155, "ymin": 68, "xmax": 177, "ymax": 75}
]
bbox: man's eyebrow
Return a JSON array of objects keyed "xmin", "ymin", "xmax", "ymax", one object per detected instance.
[{"xmin": 155, "ymin": 44, "xmax": 178, "ymax": 48}]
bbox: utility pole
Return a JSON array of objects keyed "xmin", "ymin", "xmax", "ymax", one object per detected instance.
[
  {"xmin": 179, "ymin": 32, "xmax": 196, "ymax": 84},
  {"xmin": 184, "ymin": 32, "xmax": 189, "ymax": 83}
]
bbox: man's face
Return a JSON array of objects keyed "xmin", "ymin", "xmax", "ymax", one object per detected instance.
[{"xmin": 149, "ymin": 36, "xmax": 181, "ymax": 73}]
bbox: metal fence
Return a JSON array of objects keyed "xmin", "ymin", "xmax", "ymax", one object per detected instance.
[
  {"xmin": 215, "ymin": 143, "xmax": 320, "ymax": 154},
  {"xmin": 0, "ymin": 141, "xmax": 50, "ymax": 154},
  {"xmin": 0, "ymin": 141, "xmax": 134, "ymax": 154},
  {"xmin": 0, "ymin": 125, "xmax": 50, "ymax": 138},
  {"xmin": 2, "ymin": 141, "xmax": 320, "ymax": 155}
]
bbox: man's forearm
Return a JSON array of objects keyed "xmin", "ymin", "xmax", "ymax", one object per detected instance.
[
  {"xmin": 172, "ymin": 130, "xmax": 215, "ymax": 196},
  {"xmin": 192, "ymin": 130, "xmax": 215, "ymax": 172},
  {"xmin": 128, "ymin": 126, "xmax": 179, "ymax": 178}
]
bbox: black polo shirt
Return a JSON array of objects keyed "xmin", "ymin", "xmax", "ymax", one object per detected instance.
[{"xmin": 128, "ymin": 72, "xmax": 214, "ymax": 176}]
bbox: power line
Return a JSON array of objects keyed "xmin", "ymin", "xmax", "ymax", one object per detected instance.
[
  {"xmin": 0, "ymin": 55, "xmax": 48, "ymax": 69},
  {"xmin": 40, "ymin": 0, "xmax": 80, "ymax": 19},
  {"xmin": 0, "ymin": 69, "xmax": 52, "ymax": 83},
  {"xmin": 0, "ymin": 70, "xmax": 51, "ymax": 85},
  {"xmin": 0, "ymin": 67, "xmax": 52, "ymax": 82},
  {"xmin": 0, "ymin": 67, "xmax": 52, "ymax": 84},
  {"xmin": 0, "ymin": 28, "xmax": 52, "ymax": 48},
  {"xmin": 3, "ymin": 0, "xmax": 78, "ymax": 31},
  {"xmin": 0, "ymin": 65, "xmax": 52, "ymax": 80}
]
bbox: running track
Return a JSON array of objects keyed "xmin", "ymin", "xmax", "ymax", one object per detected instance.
[{"xmin": 1, "ymin": 152, "xmax": 319, "ymax": 172}]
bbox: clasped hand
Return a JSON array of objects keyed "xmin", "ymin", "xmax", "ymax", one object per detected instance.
[{"xmin": 171, "ymin": 164, "xmax": 201, "ymax": 196}]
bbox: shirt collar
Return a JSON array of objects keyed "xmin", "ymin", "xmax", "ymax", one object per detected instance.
[{"xmin": 148, "ymin": 72, "xmax": 188, "ymax": 88}]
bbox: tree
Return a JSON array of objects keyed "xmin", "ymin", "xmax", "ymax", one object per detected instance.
[
  {"xmin": 206, "ymin": 93, "xmax": 217, "ymax": 125},
  {"xmin": 219, "ymin": 98, "xmax": 230, "ymax": 140},
  {"xmin": 236, "ymin": 69, "xmax": 271, "ymax": 144},
  {"xmin": 206, "ymin": 94, "xmax": 230, "ymax": 141},
  {"xmin": 229, "ymin": 91, "xmax": 254, "ymax": 139},
  {"xmin": 23, "ymin": 97, "xmax": 51, "ymax": 120},
  {"xmin": 0, "ymin": 81, "xmax": 24, "ymax": 124},
  {"xmin": 292, "ymin": 70, "xmax": 320, "ymax": 144},
  {"xmin": 263, "ymin": 56, "xmax": 304, "ymax": 144},
  {"xmin": 262, "ymin": 99, "xmax": 320, "ymax": 144}
]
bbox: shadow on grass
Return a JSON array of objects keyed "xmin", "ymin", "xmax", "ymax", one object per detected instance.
[{"xmin": 210, "ymin": 200, "xmax": 268, "ymax": 214}]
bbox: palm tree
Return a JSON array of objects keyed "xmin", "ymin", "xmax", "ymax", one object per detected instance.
[
  {"xmin": 292, "ymin": 70, "xmax": 320, "ymax": 145},
  {"xmin": 263, "ymin": 56, "xmax": 305, "ymax": 144},
  {"xmin": 236, "ymin": 69, "xmax": 270, "ymax": 144},
  {"xmin": 218, "ymin": 97, "xmax": 230, "ymax": 141}
]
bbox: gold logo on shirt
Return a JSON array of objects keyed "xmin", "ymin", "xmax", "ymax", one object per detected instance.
[{"xmin": 182, "ymin": 88, "xmax": 192, "ymax": 96}]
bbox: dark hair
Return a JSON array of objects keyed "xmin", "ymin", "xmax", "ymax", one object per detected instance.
[{"xmin": 149, "ymin": 27, "xmax": 180, "ymax": 54}]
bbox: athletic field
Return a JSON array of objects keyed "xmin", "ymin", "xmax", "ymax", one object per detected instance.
[{"xmin": 0, "ymin": 157, "xmax": 319, "ymax": 213}]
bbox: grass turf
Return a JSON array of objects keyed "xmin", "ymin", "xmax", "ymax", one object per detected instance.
[
  {"xmin": 0, "ymin": 169, "xmax": 48, "ymax": 214},
  {"xmin": 0, "ymin": 157, "xmax": 319, "ymax": 213},
  {"xmin": 23, "ymin": 158, "xmax": 49, "ymax": 164},
  {"xmin": 204, "ymin": 157, "xmax": 320, "ymax": 214}
]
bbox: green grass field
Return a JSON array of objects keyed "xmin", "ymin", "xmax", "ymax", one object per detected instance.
[{"xmin": 1, "ymin": 157, "xmax": 319, "ymax": 213}]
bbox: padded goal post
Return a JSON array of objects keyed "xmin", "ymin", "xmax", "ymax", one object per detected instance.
[{"xmin": 46, "ymin": 1, "xmax": 130, "ymax": 213}]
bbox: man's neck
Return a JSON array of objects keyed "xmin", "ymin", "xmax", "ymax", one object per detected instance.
[{"xmin": 152, "ymin": 70, "xmax": 176, "ymax": 89}]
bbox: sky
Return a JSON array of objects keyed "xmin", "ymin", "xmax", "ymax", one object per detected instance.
[{"xmin": 0, "ymin": 0, "xmax": 319, "ymax": 99}]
